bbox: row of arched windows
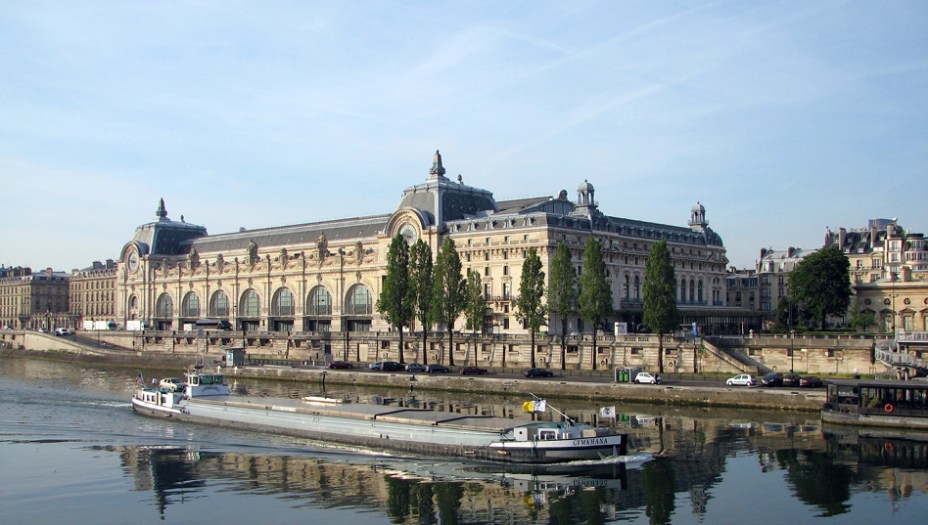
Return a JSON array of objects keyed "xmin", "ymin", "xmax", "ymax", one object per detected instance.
[{"xmin": 147, "ymin": 285, "xmax": 371, "ymax": 319}]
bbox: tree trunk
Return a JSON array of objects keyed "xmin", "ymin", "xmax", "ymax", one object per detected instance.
[
  {"xmin": 447, "ymin": 324, "xmax": 455, "ymax": 366},
  {"xmin": 530, "ymin": 332, "xmax": 536, "ymax": 368},
  {"xmin": 591, "ymin": 326, "xmax": 598, "ymax": 370},
  {"xmin": 398, "ymin": 325, "xmax": 405, "ymax": 364},
  {"xmin": 560, "ymin": 318, "xmax": 567, "ymax": 370},
  {"xmin": 421, "ymin": 330, "xmax": 428, "ymax": 366},
  {"xmin": 657, "ymin": 333, "xmax": 664, "ymax": 374}
]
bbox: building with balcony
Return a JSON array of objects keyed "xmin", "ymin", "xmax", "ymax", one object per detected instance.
[
  {"xmin": 0, "ymin": 266, "xmax": 70, "ymax": 331},
  {"xmin": 70, "ymin": 260, "xmax": 118, "ymax": 330},
  {"xmin": 825, "ymin": 218, "xmax": 928, "ymax": 333}
]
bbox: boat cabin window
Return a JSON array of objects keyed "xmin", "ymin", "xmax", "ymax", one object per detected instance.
[{"xmin": 538, "ymin": 430, "xmax": 557, "ymax": 440}]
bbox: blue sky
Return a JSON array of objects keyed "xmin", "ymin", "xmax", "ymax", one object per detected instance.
[{"xmin": 2, "ymin": 1, "xmax": 926, "ymax": 272}]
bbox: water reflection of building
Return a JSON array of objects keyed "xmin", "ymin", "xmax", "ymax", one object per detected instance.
[{"xmin": 116, "ymin": 445, "xmax": 635, "ymax": 523}]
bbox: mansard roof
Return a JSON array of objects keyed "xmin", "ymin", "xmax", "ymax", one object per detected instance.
[{"xmin": 128, "ymin": 198, "xmax": 208, "ymax": 257}]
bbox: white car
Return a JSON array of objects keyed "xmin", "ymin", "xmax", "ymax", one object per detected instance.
[
  {"xmin": 634, "ymin": 372, "xmax": 662, "ymax": 384},
  {"xmin": 726, "ymin": 374, "xmax": 756, "ymax": 386},
  {"xmin": 54, "ymin": 327, "xmax": 72, "ymax": 336},
  {"xmin": 158, "ymin": 377, "xmax": 188, "ymax": 392}
]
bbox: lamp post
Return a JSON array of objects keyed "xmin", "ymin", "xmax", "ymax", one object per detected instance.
[{"xmin": 790, "ymin": 329, "xmax": 795, "ymax": 374}]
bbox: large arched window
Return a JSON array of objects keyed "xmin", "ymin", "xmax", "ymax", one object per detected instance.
[
  {"xmin": 306, "ymin": 286, "xmax": 332, "ymax": 316},
  {"xmin": 181, "ymin": 292, "xmax": 200, "ymax": 318},
  {"xmin": 344, "ymin": 284, "xmax": 371, "ymax": 315},
  {"xmin": 697, "ymin": 280, "xmax": 704, "ymax": 304},
  {"xmin": 155, "ymin": 293, "xmax": 173, "ymax": 318},
  {"xmin": 271, "ymin": 288, "xmax": 295, "ymax": 316},
  {"xmin": 689, "ymin": 280, "xmax": 696, "ymax": 303},
  {"xmin": 623, "ymin": 275, "xmax": 630, "ymax": 299},
  {"xmin": 633, "ymin": 275, "xmax": 640, "ymax": 301},
  {"xmin": 240, "ymin": 289, "xmax": 260, "ymax": 317},
  {"xmin": 209, "ymin": 290, "xmax": 229, "ymax": 318}
]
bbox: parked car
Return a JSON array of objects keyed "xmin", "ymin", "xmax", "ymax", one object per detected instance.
[
  {"xmin": 523, "ymin": 368, "xmax": 553, "ymax": 378},
  {"xmin": 782, "ymin": 374, "xmax": 801, "ymax": 387},
  {"xmin": 380, "ymin": 361, "xmax": 405, "ymax": 372},
  {"xmin": 54, "ymin": 327, "xmax": 72, "ymax": 336},
  {"xmin": 634, "ymin": 372, "xmax": 662, "ymax": 384},
  {"xmin": 460, "ymin": 366, "xmax": 488, "ymax": 375},
  {"xmin": 405, "ymin": 363, "xmax": 426, "ymax": 373},
  {"xmin": 726, "ymin": 374, "xmax": 756, "ymax": 386},
  {"xmin": 761, "ymin": 372, "xmax": 783, "ymax": 387},
  {"xmin": 426, "ymin": 364, "xmax": 450, "ymax": 373},
  {"xmin": 158, "ymin": 377, "xmax": 187, "ymax": 392},
  {"xmin": 799, "ymin": 376, "xmax": 823, "ymax": 388},
  {"xmin": 327, "ymin": 361, "xmax": 353, "ymax": 369},
  {"xmin": 369, "ymin": 361, "xmax": 384, "ymax": 371}
]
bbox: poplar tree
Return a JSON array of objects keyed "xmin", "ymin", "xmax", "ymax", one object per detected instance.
[
  {"xmin": 431, "ymin": 237, "xmax": 465, "ymax": 366},
  {"xmin": 376, "ymin": 234, "xmax": 412, "ymax": 364},
  {"xmin": 643, "ymin": 240, "xmax": 680, "ymax": 374},
  {"xmin": 463, "ymin": 269, "xmax": 487, "ymax": 366},
  {"xmin": 579, "ymin": 237, "xmax": 613, "ymax": 370},
  {"xmin": 516, "ymin": 247, "xmax": 547, "ymax": 368},
  {"xmin": 408, "ymin": 239, "xmax": 434, "ymax": 365},
  {"xmin": 547, "ymin": 243, "xmax": 577, "ymax": 370}
]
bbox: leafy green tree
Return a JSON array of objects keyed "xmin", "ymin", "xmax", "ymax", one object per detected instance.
[
  {"xmin": 431, "ymin": 237, "xmax": 465, "ymax": 366},
  {"xmin": 547, "ymin": 243, "xmax": 578, "ymax": 370},
  {"xmin": 788, "ymin": 247, "xmax": 851, "ymax": 330},
  {"xmin": 408, "ymin": 239, "xmax": 434, "ymax": 365},
  {"xmin": 643, "ymin": 240, "xmax": 680, "ymax": 374},
  {"xmin": 376, "ymin": 234, "xmax": 412, "ymax": 364},
  {"xmin": 579, "ymin": 237, "xmax": 613, "ymax": 370},
  {"xmin": 463, "ymin": 269, "xmax": 487, "ymax": 366},
  {"xmin": 848, "ymin": 294, "xmax": 876, "ymax": 333},
  {"xmin": 516, "ymin": 247, "xmax": 547, "ymax": 368}
]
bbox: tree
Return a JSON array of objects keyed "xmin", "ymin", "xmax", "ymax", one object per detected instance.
[
  {"xmin": 848, "ymin": 295, "xmax": 876, "ymax": 333},
  {"xmin": 516, "ymin": 247, "xmax": 547, "ymax": 368},
  {"xmin": 376, "ymin": 234, "xmax": 412, "ymax": 364},
  {"xmin": 463, "ymin": 269, "xmax": 487, "ymax": 366},
  {"xmin": 408, "ymin": 239, "xmax": 434, "ymax": 365},
  {"xmin": 643, "ymin": 240, "xmax": 680, "ymax": 374},
  {"xmin": 579, "ymin": 237, "xmax": 613, "ymax": 370},
  {"xmin": 788, "ymin": 247, "xmax": 851, "ymax": 330},
  {"xmin": 547, "ymin": 243, "xmax": 578, "ymax": 370},
  {"xmin": 431, "ymin": 237, "xmax": 465, "ymax": 366}
]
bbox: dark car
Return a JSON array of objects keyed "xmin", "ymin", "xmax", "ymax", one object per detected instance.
[
  {"xmin": 523, "ymin": 368, "xmax": 553, "ymax": 378},
  {"xmin": 405, "ymin": 363, "xmax": 426, "ymax": 373},
  {"xmin": 426, "ymin": 364, "xmax": 450, "ymax": 373},
  {"xmin": 761, "ymin": 372, "xmax": 783, "ymax": 387},
  {"xmin": 380, "ymin": 361, "xmax": 405, "ymax": 372},
  {"xmin": 460, "ymin": 366, "xmax": 488, "ymax": 375},
  {"xmin": 800, "ymin": 376, "xmax": 823, "ymax": 388},
  {"xmin": 327, "ymin": 361, "xmax": 353, "ymax": 370},
  {"xmin": 782, "ymin": 374, "xmax": 801, "ymax": 387}
]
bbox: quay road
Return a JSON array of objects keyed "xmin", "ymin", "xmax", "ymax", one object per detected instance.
[{"xmin": 1, "ymin": 341, "xmax": 826, "ymax": 411}]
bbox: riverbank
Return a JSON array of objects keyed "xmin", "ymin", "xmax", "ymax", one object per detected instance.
[{"xmin": 0, "ymin": 347, "xmax": 824, "ymax": 411}]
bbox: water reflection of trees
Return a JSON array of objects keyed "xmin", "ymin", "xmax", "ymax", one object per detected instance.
[{"xmin": 776, "ymin": 449, "xmax": 852, "ymax": 516}]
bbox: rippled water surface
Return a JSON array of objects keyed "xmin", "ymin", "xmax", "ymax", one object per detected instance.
[{"xmin": 1, "ymin": 357, "xmax": 926, "ymax": 524}]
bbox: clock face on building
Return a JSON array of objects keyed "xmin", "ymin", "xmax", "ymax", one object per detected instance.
[
  {"xmin": 399, "ymin": 223, "xmax": 418, "ymax": 245},
  {"xmin": 127, "ymin": 250, "xmax": 140, "ymax": 273}
]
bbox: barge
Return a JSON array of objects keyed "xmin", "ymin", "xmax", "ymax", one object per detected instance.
[
  {"xmin": 131, "ymin": 370, "xmax": 628, "ymax": 464},
  {"xmin": 822, "ymin": 378, "xmax": 928, "ymax": 430}
]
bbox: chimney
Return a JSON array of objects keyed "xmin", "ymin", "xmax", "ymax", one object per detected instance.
[{"xmin": 838, "ymin": 227, "xmax": 846, "ymax": 250}]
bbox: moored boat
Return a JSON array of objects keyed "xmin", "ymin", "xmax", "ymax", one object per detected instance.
[
  {"xmin": 131, "ymin": 374, "xmax": 627, "ymax": 464},
  {"xmin": 822, "ymin": 378, "xmax": 928, "ymax": 430}
]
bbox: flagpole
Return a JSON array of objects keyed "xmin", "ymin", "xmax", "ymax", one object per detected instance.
[{"xmin": 528, "ymin": 392, "xmax": 575, "ymax": 425}]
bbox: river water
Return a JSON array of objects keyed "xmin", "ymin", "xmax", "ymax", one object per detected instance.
[{"xmin": 1, "ymin": 357, "xmax": 926, "ymax": 525}]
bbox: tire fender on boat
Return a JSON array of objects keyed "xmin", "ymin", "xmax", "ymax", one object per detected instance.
[{"xmin": 884, "ymin": 403, "xmax": 894, "ymax": 414}]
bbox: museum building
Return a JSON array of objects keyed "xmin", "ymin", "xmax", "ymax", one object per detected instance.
[{"xmin": 116, "ymin": 151, "xmax": 740, "ymax": 342}]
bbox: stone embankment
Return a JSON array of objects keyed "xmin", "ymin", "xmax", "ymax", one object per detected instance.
[{"xmin": 1, "ymin": 346, "xmax": 824, "ymax": 411}]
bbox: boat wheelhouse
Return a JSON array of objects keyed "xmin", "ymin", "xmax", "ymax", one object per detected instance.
[
  {"xmin": 822, "ymin": 379, "xmax": 928, "ymax": 430},
  {"xmin": 184, "ymin": 369, "xmax": 230, "ymax": 397}
]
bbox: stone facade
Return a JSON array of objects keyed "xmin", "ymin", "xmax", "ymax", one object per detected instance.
[
  {"xmin": 825, "ymin": 218, "xmax": 928, "ymax": 333},
  {"xmin": 69, "ymin": 260, "xmax": 118, "ymax": 330},
  {"xmin": 0, "ymin": 266, "xmax": 70, "ymax": 331},
  {"xmin": 114, "ymin": 151, "xmax": 753, "ymax": 367}
]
